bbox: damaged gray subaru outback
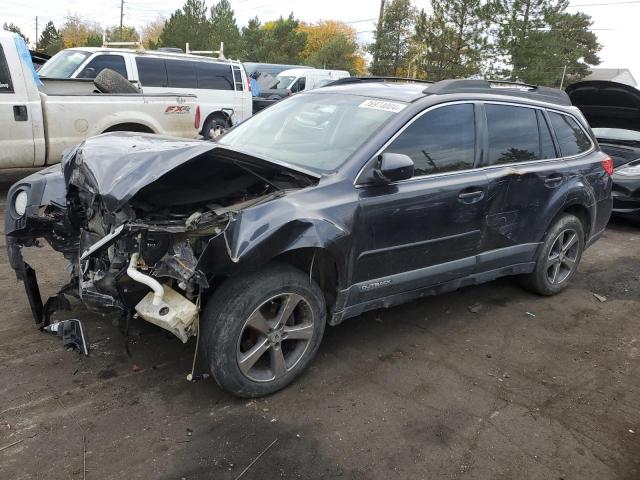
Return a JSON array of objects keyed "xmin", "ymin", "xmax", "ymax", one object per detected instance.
[{"xmin": 5, "ymin": 79, "xmax": 613, "ymax": 397}]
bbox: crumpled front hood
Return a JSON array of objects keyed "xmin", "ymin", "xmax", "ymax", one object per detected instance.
[
  {"xmin": 566, "ymin": 80, "xmax": 640, "ymax": 132},
  {"xmin": 63, "ymin": 132, "xmax": 319, "ymax": 212}
]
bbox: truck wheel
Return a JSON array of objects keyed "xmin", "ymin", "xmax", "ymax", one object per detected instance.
[
  {"xmin": 520, "ymin": 214, "xmax": 585, "ymax": 296},
  {"xmin": 202, "ymin": 115, "xmax": 229, "ymax": 140},
  {"xmin": 94, "ymin": 68, "xmax": 139, "ymax": 94},
  {"xmin": 201, "ymin": 264, "xmax": 326, "ymax": 398}
]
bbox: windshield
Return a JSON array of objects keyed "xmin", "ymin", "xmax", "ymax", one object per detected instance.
[
  {"xmin": 218, "ymin": 93, "xmax": 401, "ymax": 172},
  {"xmin": 593, "ymin": 128, "xmax": 640, "ymax": 142},
  {"xmin": 39, "ymin": 50, "xmax": 91, "ymax": 78},
  {"xmin": 273, "ymin": 75, "xmax": 295, "ymax": 89}
]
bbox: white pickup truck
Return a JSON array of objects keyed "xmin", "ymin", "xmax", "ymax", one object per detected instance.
[{"xmin": 0, "ymin": 32, "xmax": 199, "ymax": 169}]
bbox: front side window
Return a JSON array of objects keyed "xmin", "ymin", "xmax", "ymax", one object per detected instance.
[
  {"xmin": 485, "ymin": 104, "xmax": 542, "ymax": 165},
  {"xmin": 195, "ymin": 62, "xmax": 233, "ymax": 90},
  {"xmin": 77, "ymin": 54, "xmax": 127, "ymax": 79},
  {"xmin": 384, "ymin": 103, "xmax": 476, "ymax": 176},
  {"xmin": 291, "ymin": 77, "xmax": 306, "ymax": 93},
  {"xmin": 549, "ymin": 112, "xmax": 592, "ymax": 157},
  {"xmin": 136, "ymin": 57, "xmax": 167, "ymax": 87},
  {"xmin": 0, "ymin": 46, "xmax": 13, "ymax": 92},
  {"xmin": 166, "ymin": 59, "xmax": 197, "ymax": 88},
  {"xmin": 218, "ymin": 93, "xmax": 400, "ymax": 172},
  {"xmin": 38, "ymin": 50, "xmax": 91, "ymax": 78}
]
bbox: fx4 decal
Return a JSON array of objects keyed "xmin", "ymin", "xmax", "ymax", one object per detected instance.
[{"xmin": 165, "ymin": 105, "xmax": 192, "ymax": 114}]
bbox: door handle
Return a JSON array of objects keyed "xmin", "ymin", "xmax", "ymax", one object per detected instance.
[
  {"xmin": 13, "ymin": 105, "xmax": 28, "ymax": 122},
  {"xmin": 544, "ymin": 174, "xmax": 563, "ymax": 188},
  {"xmin": 458, "ymin": 189, "xmax": 485, "ymax": 204}
]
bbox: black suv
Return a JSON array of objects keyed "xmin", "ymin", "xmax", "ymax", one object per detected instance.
[{"xmin": 6, "ymin": 79, "xmax": 612, "ymax": 397}]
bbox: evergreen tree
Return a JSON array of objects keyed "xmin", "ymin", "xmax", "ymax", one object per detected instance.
[
  {"xmin": 248, "ymin": 14, "xmax": 306, "ymax": 64},
  {"xmin": 159, "ymin": 0, "xmax": 210, "ymax": 51},
  {"xmin": 240, "ymin": 17, "xmax": 264, "ymax": 61},
  {"xmin": 3, "ymin": 22, "xmax": 29, "ymax": 45},
  {"xmin": 38, "ymin": 21, "xmax": 64, "ymax": 55},
  {"xmin": 105, "ymin": 25, "xmax": 140, "ymax": 43},
  {"xmin": 369, "ymin": 0, "xmax": 416, "ymax": 76},
  {"xmin": 210, "ymin": 0, "xmax": 241, "ymax": 57}
]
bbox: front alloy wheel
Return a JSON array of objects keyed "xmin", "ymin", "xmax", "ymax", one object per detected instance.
[
  {"xmin": 202, "ymin": 264, "xmax": 326, "ymax": 398},
  {"xmin": 237, "ymin": 293, "xmax": 315, "ymax": 382}
]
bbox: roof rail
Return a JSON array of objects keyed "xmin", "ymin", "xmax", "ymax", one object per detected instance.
[
  {"xmin": 186, "ymin": 42, "xmax": 225, "ymax": 59},
  {"xmin": 423, "ymin": 79, "xmax": 571, "ymax": 106},
  {"xmin": 324, "ymin": 76, "xmax": 434, "ymax": 87}
]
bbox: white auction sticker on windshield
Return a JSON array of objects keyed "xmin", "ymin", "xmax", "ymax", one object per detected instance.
[{"xmin": 358, "ymin": 99, "xmax": 406, "ymax": 113}]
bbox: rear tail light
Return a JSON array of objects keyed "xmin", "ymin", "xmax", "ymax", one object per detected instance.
[
  {"xmin": 246, "ymin": 74, "xmax": 251, "ymax": 93},
  {"xmin": 195, "ymin": 105, "xmax": 201, "ymax": 130},
  {"xmin": 602, "ymin": 156, "xmax": 613, "ymax": 176}
]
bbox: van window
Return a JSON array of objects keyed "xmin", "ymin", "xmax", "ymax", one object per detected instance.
[
  {"xmin": 195, "ymin": 62, "xmax": 233, "ymax": 90},
  {"xmin": 166, "ymin": 59, "xmax": 197, "ymax": 88},
  {"xmin": 384, "ymin": 103, "xmax": 476, "ymax": 176},
  {"xmin": 485, "ymin": 104, "xmax": 543, "ymax": 165},
  {"xmin": 77, "ymin": 54, "xmax": 127, "ymax": 79},
  {"xmin": 232, "ymin": 65, "xmax": 244, "ymax": 91},
  {"xmin": 136, "ymin": 57, "xmax": 167, "ymax": 87},
  {"xmin": 0, "ymin": 46, "xmax": 13, "ymax": 93},
  {"xmin": 548, "ymin": 112, "xmax": 592, "ymax": 157}
]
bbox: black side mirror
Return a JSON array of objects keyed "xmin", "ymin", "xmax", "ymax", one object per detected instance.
[{"xmin": 373, "ymin": 153, "xmax": 414, "ymax": 183}]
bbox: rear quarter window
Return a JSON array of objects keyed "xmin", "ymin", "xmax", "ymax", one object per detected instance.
[
  {"xmin": 548, "ymin": 112, "xmax": 592, "ymax": 157},
  {"xmin": 0, "ymin": 46, "xmax": 13, "ymax": 93},
  {"xmin": 195, "ymin": 62, "xmax": 233, "ymax": 90}
]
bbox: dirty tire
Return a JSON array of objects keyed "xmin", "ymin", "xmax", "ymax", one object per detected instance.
[
  {"xmin": 202, "ymin": 115, "xmax": 229, "ymax": 140},
  {"xmin": 202, "ymin": 263, "xmax": 326, "ymax": 398},
  {"xmin": 520, "ymin": 214, "xmax": 585, "ymax": 296},
  {"xmin": 93, "ymin": 68, "xmax": 139, "ymax": 94}
]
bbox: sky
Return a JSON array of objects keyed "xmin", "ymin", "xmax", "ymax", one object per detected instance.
[{"xmin": 3, "ymin": 0, "xmax": 639, "ymax": 83}]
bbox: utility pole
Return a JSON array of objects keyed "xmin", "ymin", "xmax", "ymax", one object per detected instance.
[
  {"xmin": 119, "ymin": 0, "xmax": 124, "ymax": 41},
  {"xmin": 372, "ymin": 0, "xmax": 386, "ymax": 70},
  {"xmin": 34, "ymin": 16, "xmax": 38, "ymax": 50}
]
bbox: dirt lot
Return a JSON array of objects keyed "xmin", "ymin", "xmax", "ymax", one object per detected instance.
[{"xmin": 0, "ymin": 169, "xmax": 638, "ymax": 480}]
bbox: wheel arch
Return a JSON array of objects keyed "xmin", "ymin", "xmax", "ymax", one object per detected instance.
[
  {"xmin": 202, "ymin": 110, "xmax": 232, "ymax": 130},
  {"xmin": 547, "ymin": 201, "xmax": 593, "ymax": 242},
  {"xmin": 102, "ymin": 122, "xmax": 155, "ymax": 134}
]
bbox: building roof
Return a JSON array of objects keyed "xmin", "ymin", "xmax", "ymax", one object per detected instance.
[{"xmin": 583, "ymin": 68, "xmax": 637, "ymax": 87}]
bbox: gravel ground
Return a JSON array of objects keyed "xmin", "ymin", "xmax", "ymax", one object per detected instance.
[{"xmin": 0, "ymin": 168, "xmax": 638, "ymax": 479}]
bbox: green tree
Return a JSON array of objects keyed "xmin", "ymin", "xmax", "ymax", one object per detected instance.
[
  {"xmin": 59, "ymin": 15, "xmax": 103, "ymax": 48},
  {"xmin": 369, "ymin": 0, "xmax": 416, "ymax": 76},
  {"xmin": 3, "ymin": 22, "xmax": 29, "ymax": 45},
  {"xmin": 105, "ymin": 25, "xmax": 140, "ymax": 43},
  {"xmin": 411, "ymin": 0, "xmax": 488, "ymax": 81},
  {"xmin": 141, "ymin": 17, "xmax": 166, "ymax": 50},
  {"xmin": 488, "ymin": 0, "xmax": 600, "ymax": 85},
  {"xmin": 210, "ymin": 0, "xmax": 241, "ymax": 57},
  {"xmin": 159, "ymin": 0, "xmax": 210, "ymax": 51},
  {"xmin": 240, "ymin": 17, "xmax": 264, "ymax": 61},
  {"xmin": 248, "ymin": 14, "xmax": 307, "ymax": 64},
  {"xmin": 38, "ymin": 21, "xmax": 64, "ymax": 55},
  {"xmin": 307, "ymin": 35, "xmax": 357, "ymax": 70}
]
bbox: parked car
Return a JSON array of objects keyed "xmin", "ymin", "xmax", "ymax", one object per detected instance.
[
  {"xmin": 566, "ymin": 80, "xmax": 640, "ymax": 220},
  {"xmin": 6, "ymin": 78, "xmax": 612, "ymax": 397},
  {"xmin": 38, "ymin": 45, "xmax": 251, "ymax": 139},
  {"xmin": 0, "ymin": 32, "xmax": 198, "ymax": 169},
  {"xmin": 254, "ymin": 68, "xmax": 350, "ymax": 113}
]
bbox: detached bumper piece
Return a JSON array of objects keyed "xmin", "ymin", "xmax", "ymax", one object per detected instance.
[{"xmin": 43, "ymin": 319, "xmax": 90, "ymax": 356}]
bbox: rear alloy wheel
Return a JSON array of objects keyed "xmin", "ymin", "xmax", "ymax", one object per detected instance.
[
  {"xmin": 202, "ymin": 264, "xmax": 326, "ymax": 397},
  {"xmin": 521, "ymin": 213, "xmax": 585, "ymax": 295}
]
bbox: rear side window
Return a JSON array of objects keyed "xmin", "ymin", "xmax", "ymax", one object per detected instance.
[
  {"xmin": 136, "ymin": 57, "xmax": 167, "ymax": 87},
  {"xmin": 485, "ymin": 104, "xmax": 544, "ymax": 164},
  {"xmin": 195, "ymin": 62, "xmax": 233, "ymax": 90},
  {"xmin": 166, "ymin": 59, "xmax": 197, "ymax": 88},
  {"xmin": 0, "ymin": 46, "xmax": 13, "ymax": 93},
  {"xmin": 548, "ymin": 112, "xmax": 592, "ymax": 157},
  {"xmin": 384, "ymin": 103, "xmax": 476, "ymax": 176},
  {"xmin": 77, "ymin": 54, "xmax": 127, "ymax": 79}
]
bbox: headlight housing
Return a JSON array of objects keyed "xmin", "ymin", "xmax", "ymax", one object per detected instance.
[{"xmin": 13, "ymin": 189, "xmax": 28, "ymax": 217}]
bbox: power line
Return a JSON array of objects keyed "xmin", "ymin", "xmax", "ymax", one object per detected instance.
[{"xmin": 569, "ymin": 0, "xmax": 640, "ymax": 5}]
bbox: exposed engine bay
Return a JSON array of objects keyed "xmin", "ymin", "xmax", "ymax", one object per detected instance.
[{"xmin": 6, "ymin": 133, "xmax": 318, "ymax": 343}]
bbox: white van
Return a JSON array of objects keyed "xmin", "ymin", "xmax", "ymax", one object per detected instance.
[
  {"xmin": 272, "ymin": 68, "xmax": 350, "ymax": 93},
  {"xmin": 38, "ymin": 47, "xmax": 252, "ymax": 139}
]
